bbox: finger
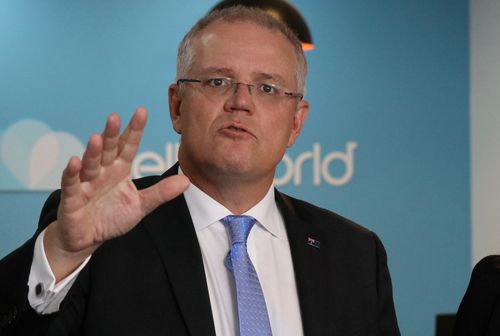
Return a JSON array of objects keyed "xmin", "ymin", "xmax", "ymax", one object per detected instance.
[
  {"xmin": 101, "ymin": 112, "xmax": 121, "ymax": 166},
  {"xmin": 60, "ymin": 156, "xmax": 82, "ymax": 200},
  {"xmin": 118, "ymin": 107, "xmax": 148, "ymax": 163},
  {"xmin": 139, "ymin": 175, "xmax": 190, "ymax": 216},
  {"xmin": 80, "ymin": 133, "xmax": 103, "ymax": 181}
]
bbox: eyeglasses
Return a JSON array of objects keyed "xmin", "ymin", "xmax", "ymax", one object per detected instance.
[{"xmin": 177, "ymin": 77, "xmax": 303, "ymax": 104}]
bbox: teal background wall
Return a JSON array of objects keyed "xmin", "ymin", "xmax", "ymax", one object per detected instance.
[{"xmin": 0, "ymin": 1, "xmax": 470, "ymax": 334}]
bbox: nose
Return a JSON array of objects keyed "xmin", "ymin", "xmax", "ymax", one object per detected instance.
[
  {"xmin": 232, "ymin": 82, "xmax": 253, "ymax": 96},
  {"xmin": 224, "ymin": 82, "xmax": 254, "ymax": 113}
]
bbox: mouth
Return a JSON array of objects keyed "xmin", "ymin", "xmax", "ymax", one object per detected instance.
[
  {"xmin": 219, "ymin": 122, "xmax": 256, "ymax": 139},
  {"xmin": 227, "ymin": 125, "xmax": 246, "ymax": 132}
]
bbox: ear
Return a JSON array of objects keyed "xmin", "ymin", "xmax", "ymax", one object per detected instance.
[
  {"xmin": 287, "ymin": 99, "xmax": 309, "ymax": 147},
  {"xmin": 168, "ymin": 84, "xmax": 182, "ymax": 134}
]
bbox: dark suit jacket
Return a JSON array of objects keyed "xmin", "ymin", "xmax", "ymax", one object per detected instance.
[
  {"xmin": 454, "ymin": 255, "xmax": 500, "ymax": 336},
  {"xmin": 0, "ymin": 165, "xmax": 400, "ymax": 335}
]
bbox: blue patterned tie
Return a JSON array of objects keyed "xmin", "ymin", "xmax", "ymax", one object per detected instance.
[{"xmin": 221, "ymin": 215, "xmax": 272, "ymax": 336}]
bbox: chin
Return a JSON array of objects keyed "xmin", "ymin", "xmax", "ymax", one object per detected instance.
[
  {"xmin": 211, "ymin": 155, "xmax": 254, "ymax": 176},
  {"xmin": 220, "ymin": 160, "xmax": 251, "ymax": 175}
]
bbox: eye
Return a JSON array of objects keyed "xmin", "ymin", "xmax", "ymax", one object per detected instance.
[
  {"xmin": 258, "ymin": 83, "xmax": 279, "ymax": 95},
  {"xmin": 205, "ymin": 78, "xmax": 231, "ymax": 88}
]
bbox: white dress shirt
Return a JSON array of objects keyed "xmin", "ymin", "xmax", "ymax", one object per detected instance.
[
  {"xmin": 184, "ymin": 181, "xmax": 303, "ymax": 336},
  {"xmin": 28, "ymin": 176, "xmax": 303, "ymax": 335}
]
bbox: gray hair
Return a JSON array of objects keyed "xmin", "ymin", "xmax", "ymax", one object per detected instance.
[{"xmin": 176, "ymin": 5, "xmax": 307, "ymax": 94}]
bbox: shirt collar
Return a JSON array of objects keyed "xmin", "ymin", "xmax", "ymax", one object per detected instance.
[{"xmin": 180, "ymin": 167, "xmax": 285, "ymax": 240}]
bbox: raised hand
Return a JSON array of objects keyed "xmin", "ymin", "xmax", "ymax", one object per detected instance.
[{"xmin": 44, "ymin": 107, "xmax": 190, "ymax": 281}]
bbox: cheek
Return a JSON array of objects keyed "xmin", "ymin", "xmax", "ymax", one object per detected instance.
[
  {"xmin": 180, "ymin": 104, "xmax": 217, "ymax": 141},
  {"xmin": 268, "ymin": 111, "xmax": 295, "ymax": 139}
]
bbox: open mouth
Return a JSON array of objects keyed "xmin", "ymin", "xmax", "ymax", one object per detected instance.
[
  {"xmin": 220, "ymin": 123, "xmax": 255, "ymax": 139},
  {"xmin": 227, "ymin": 126, "xmax": 246, "ymax": 132}
]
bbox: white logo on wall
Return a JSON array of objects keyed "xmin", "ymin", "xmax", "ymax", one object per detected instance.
[
  {"xmin": 277, "ymin": 142, "xmax": 358, "ymax": 186},
  {"xmin": 0, "ymin": 119, "xmax": 357, "ymax": 190},
  {"xmin": 0, "ymin": 119, "xmax": 85, "ymax": 190},
  {"xmin": 132, "ymin": 142, "xmax": 358, "ymax": 187}
]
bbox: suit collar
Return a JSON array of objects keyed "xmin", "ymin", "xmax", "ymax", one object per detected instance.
[
  {"xmin": 140, "ymin": 165, "xmax": 330, "ymax": 335},
  {"xmin": 183, "ymin": 176, "xmax": 285, "ymax": 240}
]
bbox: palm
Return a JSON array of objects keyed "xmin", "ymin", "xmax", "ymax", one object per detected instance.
[
  {"xmin": 58, "ymin": 163, "xmax": 143, "ymax": 252},
  {"xmin": 48, "ymin": 108, "xmax": 188, "ymax": 258}
]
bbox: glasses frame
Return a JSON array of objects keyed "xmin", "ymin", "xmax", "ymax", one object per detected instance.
[{"xmin": 177, "ymin": 77, "xmax": 304, "ymax": 101}]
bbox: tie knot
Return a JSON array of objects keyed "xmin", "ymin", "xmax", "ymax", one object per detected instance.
[{"xmin": 221, "ymin": 215, "xmax": 257, "ymax": 244}]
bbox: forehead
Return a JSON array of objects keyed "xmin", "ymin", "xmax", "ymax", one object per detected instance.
[{"xmin": 190, "ymin": 20, "xmax": 297, "ymax": 85}]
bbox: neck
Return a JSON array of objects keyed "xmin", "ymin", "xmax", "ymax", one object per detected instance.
[{"xmin": 179, "ymin": 161, "xmax": 274, "ymax": 215}]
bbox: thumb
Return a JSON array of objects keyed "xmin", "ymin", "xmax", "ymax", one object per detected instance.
[{"xmin": 139, "ymin": 175, "xmax": 190, "ymax": 216}]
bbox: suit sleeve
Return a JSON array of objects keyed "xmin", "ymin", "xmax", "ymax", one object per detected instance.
[
  {"xmin": 372, "ymin": 232, "xmax": 401, "ymax": 335},
  {"xmin": 0, "ymin": 190, "xmax": 62, "ymax": 335}
]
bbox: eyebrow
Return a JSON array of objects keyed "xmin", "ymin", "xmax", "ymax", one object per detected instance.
[
  {"xmin": 199, "ymin": 67, "xmax": 235, "ymax": 77},
  {"xmin": 198, "ymin": 67, "xmax": 288, "ymax": 86},
  {"xmin": 252, "ymin": 72, "xmax": 287, "ymax": 86}
]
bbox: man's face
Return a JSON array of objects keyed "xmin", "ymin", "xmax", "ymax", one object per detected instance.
[{"xmin": 169, "ymin": 20, "xmax": 309, "ymax": 186}]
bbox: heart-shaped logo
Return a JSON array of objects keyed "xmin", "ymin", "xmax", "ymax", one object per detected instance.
[{"xmin": 0, "ymin": 119, "xmax": 84, "ymax": 191}]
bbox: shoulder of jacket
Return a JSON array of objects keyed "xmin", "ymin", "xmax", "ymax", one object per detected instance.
[
  {"xmin": 277, "ymin": 191, "xmax": 373, "ymax": 237},
  {"xmin": 474, "ymin": 255, "xmax": 500, "ymax": 276}
]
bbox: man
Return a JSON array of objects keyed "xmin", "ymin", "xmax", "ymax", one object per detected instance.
[
  {"xmin": 454, "ymin": 255, "xmax": 500, "ymax": 335},
  {"xmin": 0, "ymin": 6, "xmax": 400, "ymax": 335}
]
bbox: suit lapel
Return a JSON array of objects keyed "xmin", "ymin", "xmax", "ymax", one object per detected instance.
[
  {"xmin": 142, "ymin": 166, "xmax": 216, "ymax": 336},
  {"xmin": 276, "ymin": 192, "xmax": 330, "ymax": 335},
  {"xmin": 137, "ymin": 166, "xmax": 331, "ymax": 335}
]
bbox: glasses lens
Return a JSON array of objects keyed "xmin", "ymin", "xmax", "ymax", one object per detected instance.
[{"xmin": 188, "ymin": 77, "xmax": 300, "ymax": 104}]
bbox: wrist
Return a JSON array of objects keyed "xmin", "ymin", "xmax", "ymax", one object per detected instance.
[{"xmin": 44, "ymin": 222, "xmax": 97, "ymax": 282}]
